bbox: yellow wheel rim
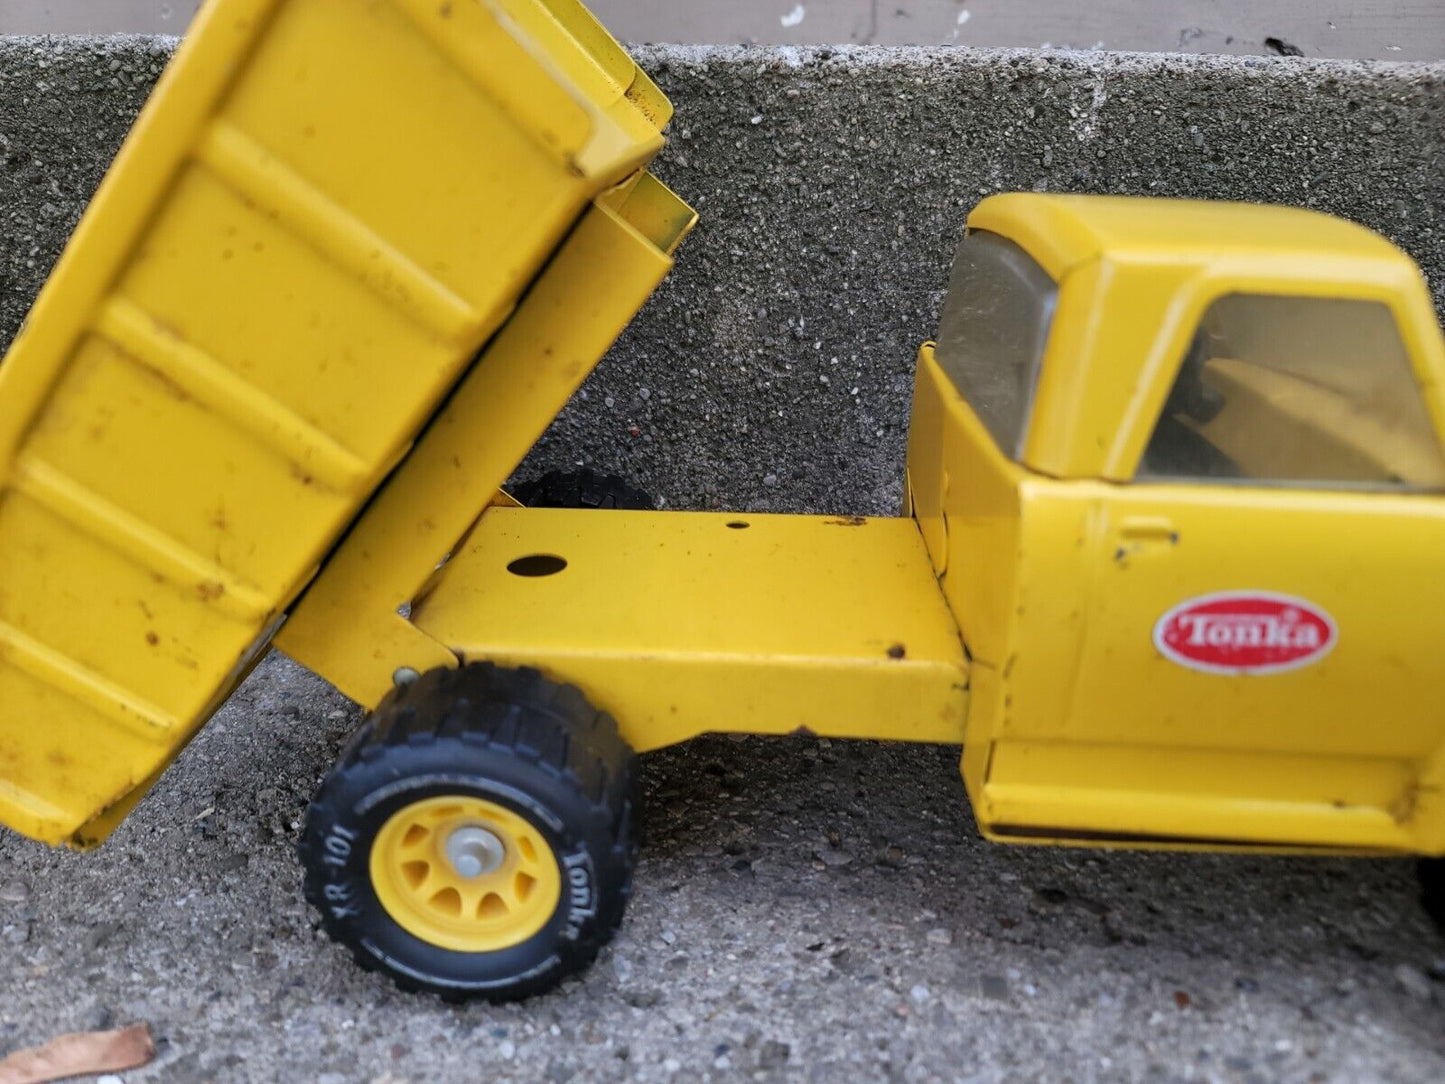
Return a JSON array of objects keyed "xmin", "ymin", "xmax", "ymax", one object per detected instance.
[{"xmin": 369, "ymin": 795, "xmax": 562, "ymax": 953}]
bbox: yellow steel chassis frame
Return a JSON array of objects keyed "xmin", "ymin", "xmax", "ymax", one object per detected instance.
[{"xmin": 273, "ymin": 182, "xmax": 969, "ymax": 756}]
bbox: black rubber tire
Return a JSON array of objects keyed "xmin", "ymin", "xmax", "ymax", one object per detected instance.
[
  {"xmin": 509, "ymin": 467, "xmax": 654, "ymax": 510},
  {"xmin": 1420, "ymin": 858, "xmax": 1445, "ymax": 931},
  {"xmin": 300, "ymin": 664, "xmax": 637, "ymax": 1001}
]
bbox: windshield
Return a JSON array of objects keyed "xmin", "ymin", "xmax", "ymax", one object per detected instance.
[{"xmin": 934, "ymin": 230, "xmax": 1058, "ymax": 457}]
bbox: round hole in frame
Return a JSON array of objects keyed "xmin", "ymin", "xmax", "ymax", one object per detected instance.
[{"xmin": 507, "ymin": 554, "xmax": 568, "ymax": 577}]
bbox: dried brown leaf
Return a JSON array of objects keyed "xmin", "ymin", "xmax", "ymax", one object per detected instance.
[{"xmin": 0, "ymin": 1023, "xmax": 155, "ymax": 1084}]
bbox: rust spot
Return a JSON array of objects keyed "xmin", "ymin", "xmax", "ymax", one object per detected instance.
[
  {"xmin": 148, "ymin": 314, "xmax": 184, "ymax": 341},
  {"xmin": 439, "ymin": 1, "xmax": 453, "ymax": 15},
  {"xmin": 136, "ymin": 363, "xmax": 193, "ymax": 403},
  {"xmin": 824, "ymin": 516, "xmax": 867, "ymax": 527},
  {"xmin": 1173, "ymin": 990, "xmax": 1192, "ymax": 1010},
  {"xmin": 789, "ymin": 725, "xmax": 818, "ymax": 738},
  {"xmin": 145, "ymin": 631, "xmax": 160, "ymax": 646},
  {"xmin": 886, "ymin": 643, "xmax": 906, "ymax": 660},
  {"xmin": 197, "ymin": 582, "xmax": 226, "ymax": 602},
  {"xmin": 47, "ymin": 749, "xmax": 72, "ymax": 768},
  {"xmin": 1389, "ymin": 782, "xmax": 1420, "ymax": 825}
]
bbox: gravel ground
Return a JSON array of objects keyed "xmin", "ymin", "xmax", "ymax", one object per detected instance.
[{"xmin": 1, "ymin": 653, "xmax": 1442, "ymax": 1082}]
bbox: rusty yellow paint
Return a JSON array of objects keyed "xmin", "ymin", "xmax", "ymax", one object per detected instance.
[
  {"xmin": 275, "ymin": 171, "xmax": 697, "ymax": 709},
  {"xmin": 911, "ymin": 194, "xmax": 1445, "ymax": 856},
  {"xmin": 5, "ymin": 0, "xmax": 1444, "ymax": 890},
  {"xmin": 410, "ymin": 508, "xmax": 969, "ymax": 750},
  {"xmin": 914, "ymin": 341, "xmax": 1445, "ymax": 855},
  {"xmin": 0, "ymin": 0, "xmax": 677, "ymax": 846}
]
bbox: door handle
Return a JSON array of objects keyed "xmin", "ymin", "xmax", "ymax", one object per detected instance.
[{"xmin": 1118, "ymin": 516, "xmax": 1179, "ymax": 544}]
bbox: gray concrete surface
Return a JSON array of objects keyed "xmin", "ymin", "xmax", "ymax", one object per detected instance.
[
  {"xmin": 5, "ymin": 1, "xmax": 1445, "ymax": 61},
  {"xmin": 2, "ymin": 36, "xmax": 1444, "ymax": 1083}
]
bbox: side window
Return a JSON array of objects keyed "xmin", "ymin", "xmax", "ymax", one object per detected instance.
[
  {"xmin": 934, "ymin": 231, "xmax": 1058, "ymax": 458},
  {"xmin": 1138, "ymin": 294, "xmax": 1445, "ymax": 491}
]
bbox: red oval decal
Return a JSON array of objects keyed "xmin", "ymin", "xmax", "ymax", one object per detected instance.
[{"xmin": 1153, "ymin": 591, "xmax": 1337, "ymax": 675}]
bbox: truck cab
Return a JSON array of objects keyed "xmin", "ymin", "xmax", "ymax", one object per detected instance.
[{"xmin": 910, "ymin": 193, "xmax": 1445, "ymax": 855}]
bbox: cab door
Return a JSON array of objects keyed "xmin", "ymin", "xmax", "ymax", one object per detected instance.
[{"xmin": 1049, "ymin": 292, "xmax": 1445, "ymax": 850}]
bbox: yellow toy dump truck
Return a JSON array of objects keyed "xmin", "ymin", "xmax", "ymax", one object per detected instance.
[{"xmin": 3, "ymin": 0, "xmax": 1443, "ymax": 1000}]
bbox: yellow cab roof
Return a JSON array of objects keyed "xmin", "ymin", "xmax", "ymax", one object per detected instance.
[{"xmin": 968, "ymin": 193, "xmax": 1412, "ymax": 282}]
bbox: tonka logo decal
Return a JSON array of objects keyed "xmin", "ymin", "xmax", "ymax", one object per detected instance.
[
  {"xmin": 1153, "ymin": 592, "xmax": 1337, "ymax": 675},
  {"xmin": 560, "ymin": 851, "xmax": 597, "ymax": 941}
]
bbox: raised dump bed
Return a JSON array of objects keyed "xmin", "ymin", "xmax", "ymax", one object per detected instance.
[{"xmin": 0, "ymin": 0, "xmax": 681, "ymax": 846}]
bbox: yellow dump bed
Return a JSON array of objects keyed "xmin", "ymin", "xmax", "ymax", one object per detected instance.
[{"xmin": 0, "ymin": 0, "xmax": 678, "ymax": 845}]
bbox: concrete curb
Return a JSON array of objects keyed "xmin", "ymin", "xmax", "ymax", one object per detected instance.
[{"xmin": 3, "ymin": 39, "xmax": 1442, "ymax": 513}]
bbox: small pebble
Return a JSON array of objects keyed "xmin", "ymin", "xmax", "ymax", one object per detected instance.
[
  {"xmin": 0, "ymin": 880, "xmax": 29, "ymax": 904},
  {"xmin": 925, "ymin": 927, "xmax": 953, "ymax": 946},
  {"xmin": 758, "ymin": 1040, "xmax": 791, "ymax": 1069},
  {"xmin": 980, "ymin": 974, "xmax": 1009, "ymax": 1000},
  {"xmin": 624, "ymin": 988, "xmax": 662, "ymax": 1009},
  {"xmin": 909, "ymin": 984, "xmax": 930, "ymax": 1003}
]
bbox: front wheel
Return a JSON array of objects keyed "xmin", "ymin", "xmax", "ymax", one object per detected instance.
[{"xmin": 300, "ymin": 664, "xmax": 637, "ymax": 1000}]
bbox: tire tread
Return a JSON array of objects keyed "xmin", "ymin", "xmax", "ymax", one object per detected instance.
[{"xmin": 300, "ymin": 663, "xmax": 638, "ymax": 1001}]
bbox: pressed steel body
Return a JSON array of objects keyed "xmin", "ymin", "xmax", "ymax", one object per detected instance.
[
  {"xmin": 0, "ymin": 0, "xmax": 681, "ymax": 846},
  {"xmin": 911, "ymin": 194, "xmax": 1445, "ymax": 854},
  {"xmin": 1, "ymin": 0, "xmax": 1441, "ymax": 872}
]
